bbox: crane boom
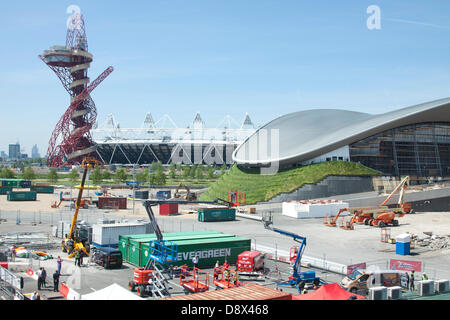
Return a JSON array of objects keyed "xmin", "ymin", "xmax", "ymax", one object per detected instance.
[{"xmin": 379, "ymin": 176, "xmax": 410, "ymax": 207}]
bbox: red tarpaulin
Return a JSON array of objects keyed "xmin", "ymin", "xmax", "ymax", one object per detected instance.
[{"xmin": 292, "ymin": 283, "xmax": 366, "ymax": 300}]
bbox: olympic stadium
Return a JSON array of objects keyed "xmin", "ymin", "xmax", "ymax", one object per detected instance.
[
  {"xmin": 233, "ymin": 98, "xmax": 450, "ymax": 177},
  {"xmin": 92, "ymin": 112, "xmax": 256, "ymax": 166}
]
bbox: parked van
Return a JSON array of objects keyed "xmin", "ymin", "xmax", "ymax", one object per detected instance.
[
  {"xmin": 92, "ymin": 247, "xmax": 123, "ymax": 269},
  {"xmin": 340, "ymin": 269, "xmax": 407, "ymax": 294}
]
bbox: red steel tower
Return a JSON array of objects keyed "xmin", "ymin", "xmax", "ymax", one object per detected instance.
[{"xmin": 40, "ymin": 14, "xmax": 113, "ymax": 167}]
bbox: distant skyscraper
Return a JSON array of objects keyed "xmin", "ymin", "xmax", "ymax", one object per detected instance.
[
  {"xmin": 8, "ymin": 143, "xmax": 20, "ymax": 160},
  {"xmin": 32, "ymin": 145, "xmax": 41, "ymax": 159},
  {"xmin": 0, "ymin": 151, "xmax": 7, "ymax": 159}
]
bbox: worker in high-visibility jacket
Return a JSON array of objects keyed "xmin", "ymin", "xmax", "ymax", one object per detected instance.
[{"xmin": 224, "ymin": 269, "xmax": 229, "ymax": 282}]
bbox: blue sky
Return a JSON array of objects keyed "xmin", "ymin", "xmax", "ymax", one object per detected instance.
[{"xmin": 1, "ymin": 0, "xmax": 450, "ymax": 156}]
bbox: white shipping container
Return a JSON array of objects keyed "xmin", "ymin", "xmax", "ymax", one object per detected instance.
[
  {"xmin": 92, "ymin": 222, "xmax": 152, "ymax": 246},
  {"xmin": 56, "ymin": 221, "xmax": 72, "ymax": 239},
  {"xmin": 282, "ymin": 200, "xmax": 349, "ymax": 219}
]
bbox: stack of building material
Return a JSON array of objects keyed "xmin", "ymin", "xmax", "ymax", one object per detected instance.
[
  {"xmin": 162, "ymin": 283, "xmax": 291, "ymax": 300},
  {"xmin": 282, "ymin": 200, "xmax": 349, "ymax": 219}
]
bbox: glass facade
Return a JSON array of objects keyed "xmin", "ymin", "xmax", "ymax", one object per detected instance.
[{"xmin": 349, "ymin": 122, "xmax": 450, "ymax": 177}]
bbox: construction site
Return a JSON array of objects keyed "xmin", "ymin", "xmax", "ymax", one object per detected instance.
[{"xmin": 2, "ymin": 7, "xmax": 450, "ymax": 306}]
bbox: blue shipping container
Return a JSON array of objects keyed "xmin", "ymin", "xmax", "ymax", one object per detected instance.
[
  {"xmin": 156, "ymin": 190, "xmax": 171, "ymax": 200},
  {"xmin": 20, "ymin": 180, "xmax": 32, "ymax": 188}
]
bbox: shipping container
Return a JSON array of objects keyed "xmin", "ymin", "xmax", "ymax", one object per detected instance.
[
  {"xmin": 92, "ymin": 222, "xmax": 152, "ymax": 247},
  {"xmin": 136, "ymin": 233, "xmax": 238, "ymax": 267},
  {"xmin": 159, "ymin": 203, "xmax": 179, "ymax": 215},
  {"xmin": 1, "ymin": 179, "xmax": 28, "ymax": 188},
  {"xmin": 139, "ymin": 236, "xmax": 251, "ymax": 268},
  {"xmin": 0, "ymin": 186, "xmax": 13, "ymax": 195},
  {"xmin": 118, "ymin": 230, "xmax": 222, "ymax": 259},
  {"xmin": 134, "ymin": 190, "xmax": 149, "ymax": 199},
  {"xmin": 7, "ymin": 191, "xmax": 37, "ymax": 201},
  {"xmin": 156, "ymin": 190, "xmax": 171, "ymax": 200},
  {"xmin": 20, "ymin": 180, "xmax": 32, "ymax": 188},
  {"xmin": 97, "ymin": 196, "xmax": 127, "ymax": 209},
  {"xmin": 30, "ymin": 186, "xmax": 54, "ymax": 194},
  {"xmin": 197, "ymin": 208, "xmax": 236, "ymax": 222}
]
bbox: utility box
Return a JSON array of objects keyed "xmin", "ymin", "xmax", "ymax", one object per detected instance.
[
  {"xmin": 418, "ymin": 280, "xmax": 435, "ymax": 296},
  {"xmin": 435, "ymin": 280, "xmax": 450, "ymax": 294},
  {"xmin": 197, "ymin": 208, "xmax": 236, "ymax": 222},
  {"xmin": 368, "ymin": 286, "xmax": 388, "ymax": 300}
]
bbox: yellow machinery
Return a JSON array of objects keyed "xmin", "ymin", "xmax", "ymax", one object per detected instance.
[
  {"xmin": 173, "ymin": 183, "xmax": 197, "ymax": 201},
  {"xmin": 61, "ymin": 158, "xmax": 98, "ymax": 258}
]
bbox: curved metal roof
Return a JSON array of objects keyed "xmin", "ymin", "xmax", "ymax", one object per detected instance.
[{"xmin": 232, "ymin": 97, "xmax": 450, "ymax": 167}]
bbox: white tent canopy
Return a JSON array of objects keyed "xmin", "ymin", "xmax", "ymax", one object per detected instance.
[{"xmin": 81, "ymin": 283, "xmax": 145, "ymax": 300}]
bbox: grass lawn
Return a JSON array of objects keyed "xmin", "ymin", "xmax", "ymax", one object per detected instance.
[{"xmin": 199, "ymin": 161, "xmax": 381, "ymax": 204}]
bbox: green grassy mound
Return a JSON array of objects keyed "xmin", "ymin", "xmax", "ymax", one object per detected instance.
[{"xmin": 199, "ymin": 161, "xmax": 381, "ymax": 205}]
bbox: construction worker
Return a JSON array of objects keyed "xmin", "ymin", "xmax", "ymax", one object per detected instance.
[
  {"xmin": 192, "ymin": 254, "xmax": 199, "ymax": 269},
  {"xmin": 57, "ymin": 256, "xmax": 62, "ymax": 274},
  {"xmin": 410, "ymin": 270, "xmax": 415, "ymax": 291},
  {"xmin": 223, "ymin": 259, "xmax": 230, "ymax": 269},
  {"xmin": 422, "ymin": 273, "xmax": 428, "ymax": 280},
  {"xmin": 53, "ymin": 271, "xmax": 60, "ymax": 292},
  {"xmin": 224, "ymin": 268, "xmax": 229, "ymax": 282},
  {"xmin": 75, "ymin": 251, "xmax": 81, "ymax": 267},
  {"xmin": 233, "ymin": 272, "xmax": 239, "ymax": 285}
]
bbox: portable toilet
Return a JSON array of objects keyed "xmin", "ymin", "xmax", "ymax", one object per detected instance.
[{"xmin": 396, "ymin": 233, "xmax": 411, "ymax": 255}]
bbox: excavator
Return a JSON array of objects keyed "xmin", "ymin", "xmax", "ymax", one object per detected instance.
[
  {"xmin": 173, "ymin": 183, "xmax": 197, "ymax": 201},
  {"xmin": 61, "ymin": 158, "xmax": 98, "ymax": 258},
  {"xmin": 324, "ymin": 176, "xmax": 411, "ymax": 229}
]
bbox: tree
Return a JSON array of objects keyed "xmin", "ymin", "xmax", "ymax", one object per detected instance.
[
  {"xmin": 135, "ymin": 170, "xmax": 148, "ymax": 183},
  {"xmin": 0, "ymin": 168, "xmax": 15, "ymax": 179},
  {"xmin": 169, "ymin": 166, "xmax": 176, "ymax": 179},
  {"xmin": 155, "ymin": 168, "xmax": 166, "ymax": 185},
  {"xmin": 69, "ymin": 169, "xmax": 79, "ymax": 185},
  {"xmin": 48, "ymin": 168, "xmax": 58, "ymax": 183},
  {"xmin": 114, "ymin": 168, "xmax": 128, "ymax": 184},
  {"xmin": 23, "ymin": 167, "xmax": 36, "ymax": 180},
  {"xmin": 102, "ymin": 169, "xmax": 112, "ymax": 181},
  {"xmin": 207, "ymin": 167, "xmax": 215, "ymax": 179},
  {"xmin": 182, "ymin": 166, "xmax": 190, "ymax": 178},
  {"xmin": 196, "ymin": 168, "xmax": 203, "ymax": 180},
  {"xmin": 190, "ymin": 165, "xmax": 197, "ymax": 179},
  {"xmin": 91, "ymin": 167, "xmax": 103, "ymax": 185}
]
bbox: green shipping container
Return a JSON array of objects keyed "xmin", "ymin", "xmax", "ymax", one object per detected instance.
[
  {"xmin": 140, "ymin": 236, "xmax": 251, "ymax": 268},
  {"xmin": 198, "ymin": 208, "xmax": 236, "ymax": 222},
  {"xmin": 0, "ymin": 179, "xmax": 31, "ymax": 188},
  {"xmin": 30, "ymin": 186, "xmax": 54, "ymax": 194},
  {"xmin": 7, "ymin": 191, "xmax": 37, "ymax": 201},
  {"xmin": 125, "ymin": 232, "xmax": 235, "ymax": 267},
  {"xmin": 0, "ymin": 186, "xmax": 13, "ymax": 195},
  {"xmin": 118, "ymin": 231, "xmax": 221, "ymax": 262}
]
